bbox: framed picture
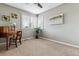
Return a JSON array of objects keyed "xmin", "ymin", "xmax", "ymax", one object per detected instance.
[
  {"xmin": 2, "ymin": 15, "xmax": 10, "ymax": 21},
  {"xmin": 50, "ymin": 14, "xmax": 64, "ymax": 25}
]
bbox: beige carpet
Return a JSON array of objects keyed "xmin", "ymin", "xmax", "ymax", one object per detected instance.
[{"xmin": 0, "ymin": 39, "xmax": 79, "ymax": 56}]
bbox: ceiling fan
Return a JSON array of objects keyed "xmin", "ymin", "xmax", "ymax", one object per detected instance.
[{"xmin": 34, "ymin": 3, "xmax": 43, "ymax": 8}]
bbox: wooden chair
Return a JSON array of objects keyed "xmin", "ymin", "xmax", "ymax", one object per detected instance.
[{"xmin": 9, "ymin": 31, "xmax": 22, "ymax": 47}]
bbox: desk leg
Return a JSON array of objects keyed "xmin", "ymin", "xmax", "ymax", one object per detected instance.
[{"xmin": 6, "ymin": 37, "xmax": 9, "ymax": 50}]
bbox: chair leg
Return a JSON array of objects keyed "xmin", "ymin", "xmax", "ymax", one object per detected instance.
[
  {"xmin": 9, "ymin": 38, "xmax": 11, "ymax": 47},
  {"xmin": 19, "ymin": 39, "xmax": 22, "ymax": 44},
  {"xmin": 15, "ymin": 40, "xmax": 17, "ymax": 47}
]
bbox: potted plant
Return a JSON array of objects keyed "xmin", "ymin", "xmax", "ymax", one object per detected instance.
[{"xmin": 34, "ymin": 27, "xmax": 42, "ymax": 39}]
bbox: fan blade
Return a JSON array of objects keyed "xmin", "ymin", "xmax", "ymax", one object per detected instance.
[
  {"xmin": 34, "ymin": 3, "xmax": 43, "ymax": 8},
  {"xmin": 38, "ymin": 3, "xmax": 42, "ymax": 8}
]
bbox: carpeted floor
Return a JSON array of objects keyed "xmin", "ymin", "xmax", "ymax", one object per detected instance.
[{"xmin": 0, "ymin": 39, "xmax": 79, "ymax": 56}]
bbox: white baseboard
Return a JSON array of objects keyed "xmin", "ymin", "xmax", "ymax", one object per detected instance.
[
  {"xmin": 41, "ymin": 37, "xmax": 79, "ymax": 48},
  {"xmin": 22, "ymin": 37, "xmax": 34, "ymax": 41}
]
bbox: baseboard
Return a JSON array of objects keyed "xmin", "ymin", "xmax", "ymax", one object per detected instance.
[
  {"xmin": 41, "ymin": 37, "xmax": 79, "ymax": 48},
  {"xmin": 22, "ymin": 37, "xmax": 34, "ymax": 41}
]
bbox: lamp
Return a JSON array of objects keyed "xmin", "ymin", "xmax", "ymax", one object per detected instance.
[{"xmin": 10, "ymin": 23, "xmax": 16, "ymax": 31}]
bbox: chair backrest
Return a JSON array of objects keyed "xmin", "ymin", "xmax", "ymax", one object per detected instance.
[
  {"xmin": 16, "ymin": 31, "xmax": 22, "ymax": 40},
  {"xmin": 10, "ymin": 26, "xmax": 15, "ymax": 31}
]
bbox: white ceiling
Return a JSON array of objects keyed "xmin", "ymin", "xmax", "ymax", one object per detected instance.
[{"xmin": 5, "ymin": 3, "xmax": 62, "ymax": 14}]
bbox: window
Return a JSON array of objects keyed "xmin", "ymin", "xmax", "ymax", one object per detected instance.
[
  {"xmin": 38, "ymin": 15, "xmax": 44, "ymax": 29},
  {"xmin": 30, "ymin": 16, "xmax": 37, "ymax": 28},
  {"xmin": 22, "ymin": 14, "xmax": 30, "ymax": 28}
]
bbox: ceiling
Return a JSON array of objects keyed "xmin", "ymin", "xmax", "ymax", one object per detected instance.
[{"xmin": 5, "ymin": 3, "xmax": 62, "ymax": 14}]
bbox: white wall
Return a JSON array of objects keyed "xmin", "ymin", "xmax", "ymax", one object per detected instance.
[
  {"xmin": 39, "ymin": 3, "xmax": 79, "ymax": 46},
  {"xmin": 0, "ymin": 4, "xmax": 37, "ymax": 42},
  {"xmin": 0, "ymin": 4, "xmax": 21, "ymax": 29}
]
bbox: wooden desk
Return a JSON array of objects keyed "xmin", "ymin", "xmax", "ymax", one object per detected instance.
[{"xmin": 0, "ymin": 26, "xmax": 17, "ymax": 50}]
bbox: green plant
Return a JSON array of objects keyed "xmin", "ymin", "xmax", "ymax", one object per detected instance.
[{"xmin": 34, "ymin": 27, "xmax": 42, "ymax": 39}]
